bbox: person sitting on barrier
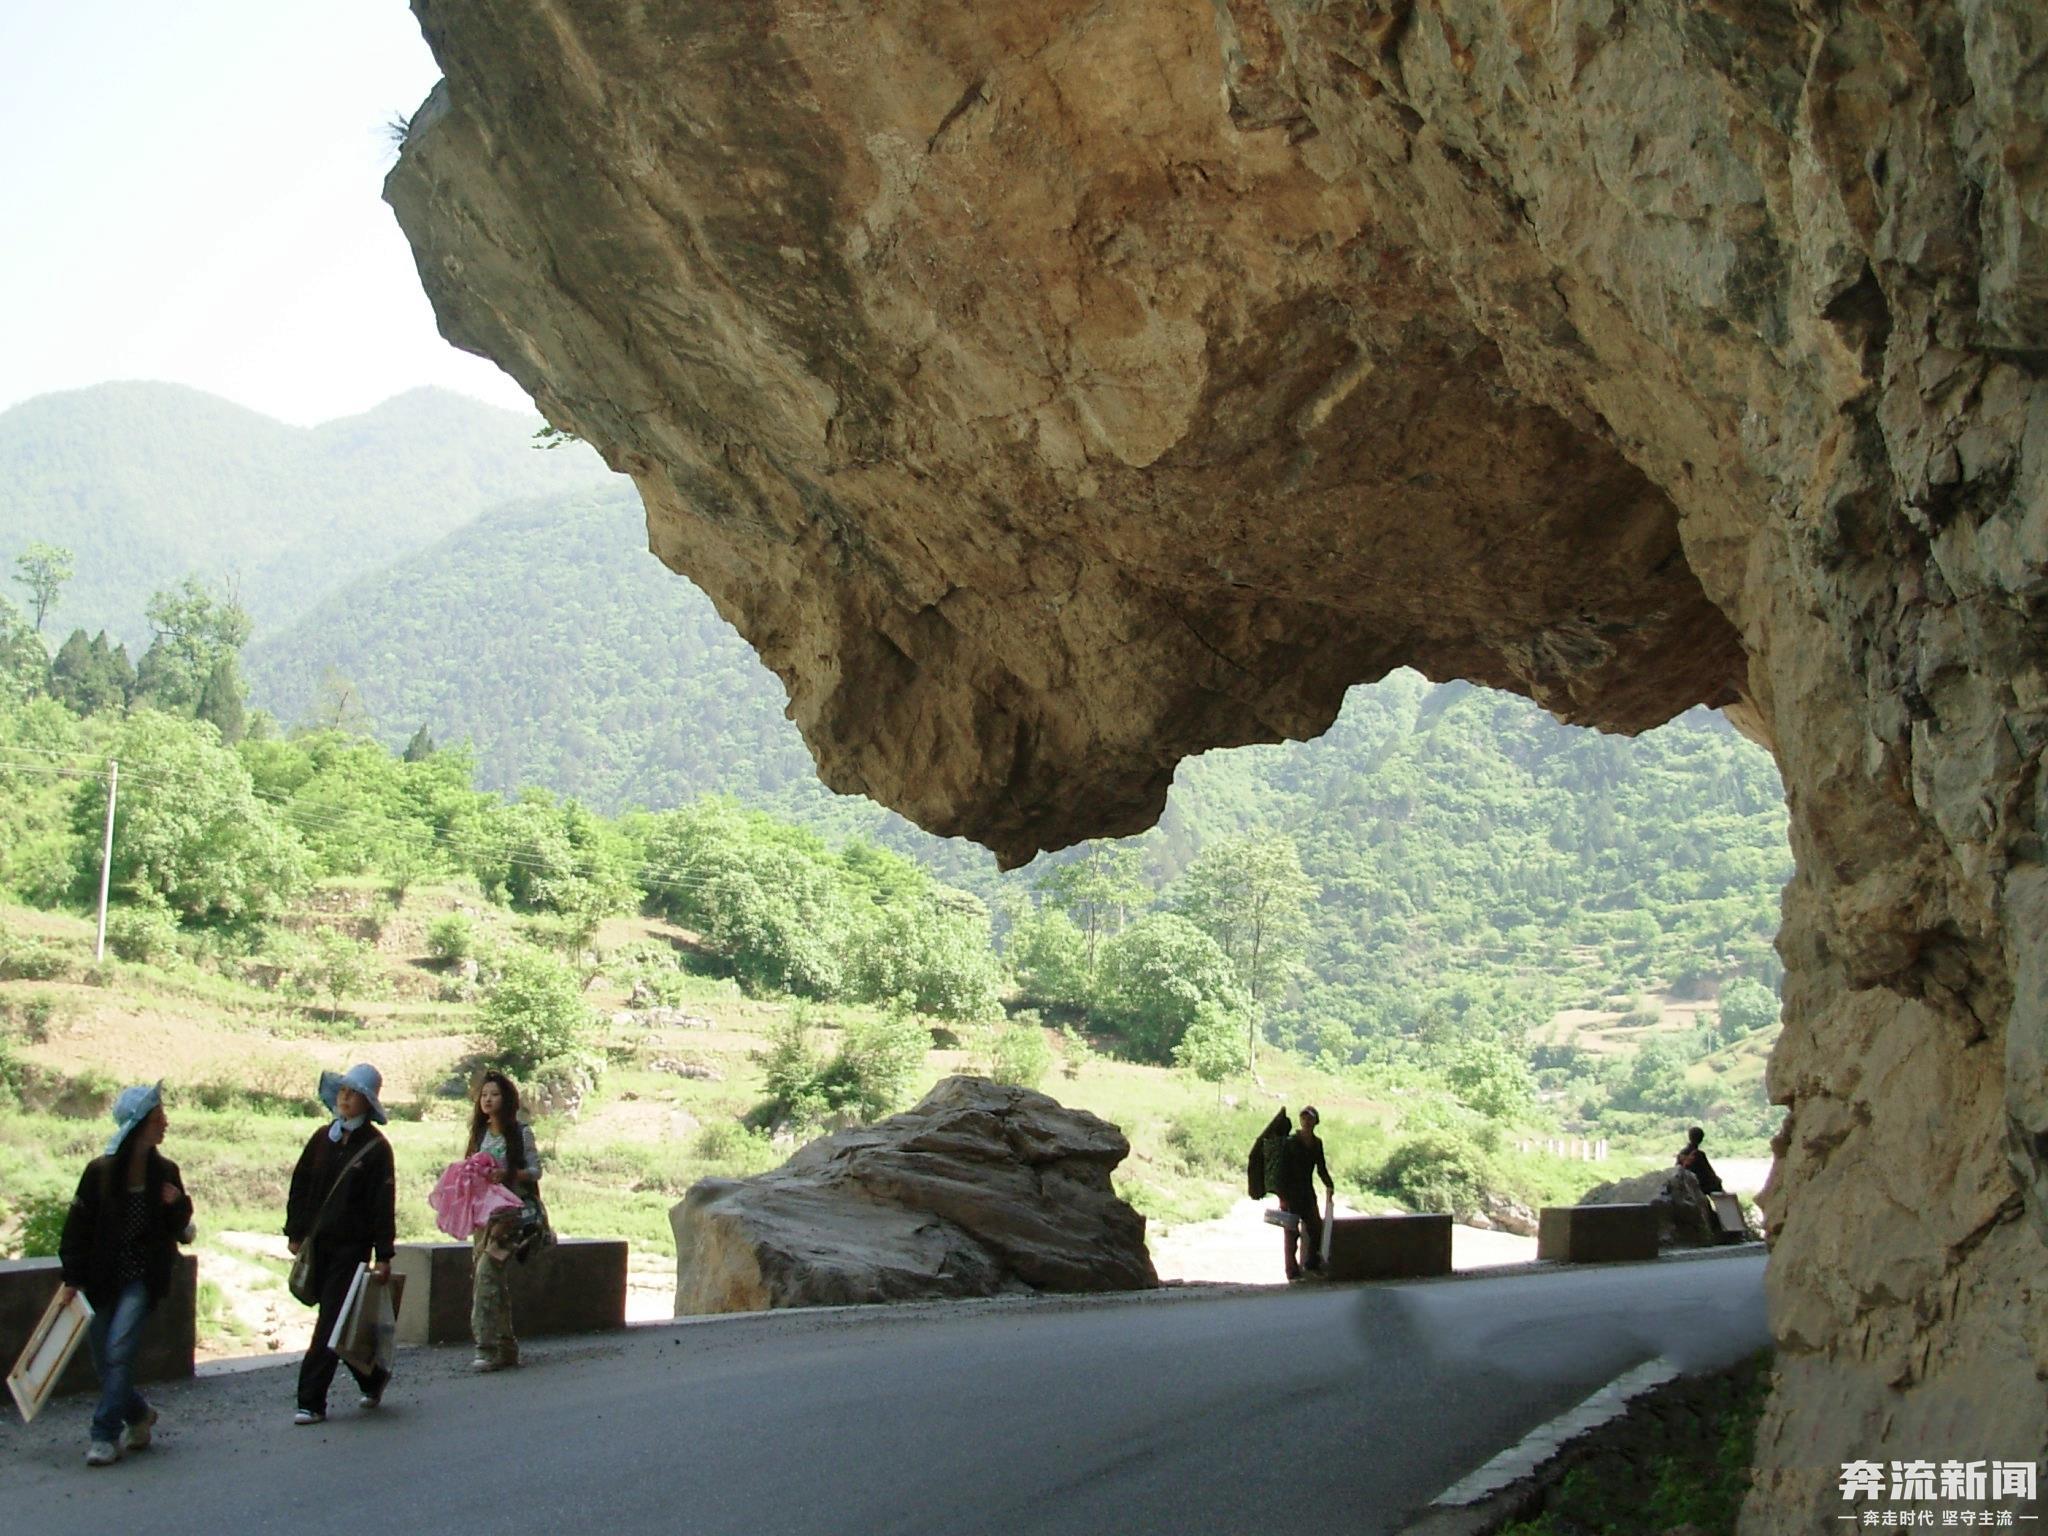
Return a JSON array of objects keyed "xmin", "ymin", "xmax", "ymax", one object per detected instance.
[
  {"xmin": 58, "ymin": 1082, "xmax": 194, "ymax": 1468},
  {"xmin": 465, "ymin": 1069, "xmax": 545, "ymax": 1373},
  {"xmin": 285, "ymin": 1063, "xmax": 396, "ymax": 1425},
  {"xmin": 1276, "ymin": 1106, "xmax": 1335, "ymax": 1281},
  {"xmin": 1676, "ymin": 1125, "xmax": 1724, "ymax": 1196}
]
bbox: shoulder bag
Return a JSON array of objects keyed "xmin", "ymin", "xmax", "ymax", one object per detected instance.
[{"xmin": 288, "ymin": 1136, "xmax": 381, "ymax": 1305}]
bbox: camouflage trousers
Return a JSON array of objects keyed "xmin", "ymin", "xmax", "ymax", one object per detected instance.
[{"xmin": 471, "ymin": 1227, "xmax": 517, "ymax": 1362}]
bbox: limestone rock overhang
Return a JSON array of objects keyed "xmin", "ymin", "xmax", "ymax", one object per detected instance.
[{"xmin": 384, "ymin": 0, "xmax": 1746, "ymax": 866}]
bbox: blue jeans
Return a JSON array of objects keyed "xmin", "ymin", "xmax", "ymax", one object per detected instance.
[{"xmin": 85, "ymin": 1281, "xmax": 152, "ymax": 1445}]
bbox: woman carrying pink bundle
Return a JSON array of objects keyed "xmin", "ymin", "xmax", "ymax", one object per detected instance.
[
  {"xmin": 461, "ymin": 1071, "xmax": 544, "ymax": 1372},
  {"xmin": 427, "ymin": 1153, "xmax": 523, "ymax": 1239}
]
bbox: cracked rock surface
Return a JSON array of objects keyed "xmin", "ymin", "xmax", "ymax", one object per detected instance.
[
  {"xmin": 389, "ymin": 2, "xmax": 2047, "ymax": 1526},
  {"xmin": 668, "ymin": 1076, "xmax": 1155, "ymax": 1314}
]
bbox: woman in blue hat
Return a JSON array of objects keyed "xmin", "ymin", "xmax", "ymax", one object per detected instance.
[
  {"xmin": 57, "ymin": 1081, "xmax": 194, "ymax": 1467},
  {"xmin": 283, "ymin": 1063, "xmax": 397, "ymax": 1425}
]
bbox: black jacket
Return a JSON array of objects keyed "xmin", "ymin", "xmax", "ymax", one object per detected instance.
[
  {"xmin": 58, "ymin": 1149, "xmax": 193, "ymax": 1310},
  {"xmin": 284, "ymin": 1124, "xmax": 396, "ymax": 1262},
  {"xmin": 1276, "ymin": 1132, "xmax": 1333, "ymax": 1207}
]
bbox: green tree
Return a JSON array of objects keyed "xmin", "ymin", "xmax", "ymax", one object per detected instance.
[
  {"xmin": 850, "ymin": 888, "xmax": 1005, "ymax": 1021},
  {"xmin": 1007, "ymin": 904, "xmax": 1093, "ymax": 1014},
  {"xmin": 299, "ymin": 928, "xmax": 377, "ymax": 1021},
  {"xmin": 1173, "ymin": 1000, "xmax": 1250, "ymax": 1100},
  {"xmin": 1035, "ymin": 843, "xmax": 1147, "ymax": 971},
  {"xmin": 1096, "ymin": 914, "xmax": 1249, "ymax": 1062},
  {"xmin": 71, "ymin": 710, "xmax": 309, "ymax": 922},
  {"xmin": 988, "ymin": 1020, "xmax": 1053, "ymax": 1090},
  {"xmin": 195, "ymin": 655, "xmax": 247, "ymax": 744},
  {"xmin": 0, "ymin": 598, "xmax": 48, "ymax": 705},
  {"xmin": 820, "ymin": 999, "xmax": 930, "ymax": 1120},
  {"xmin": 47, "ymin": 629, "xmax": 135, "ymax": 716},
  {"xmin": 1716, "ymin": 978, "xmax": 1778, "ymax": 1040},
  {"xmin": 134, "ymin": 578, "xmax": 251, "ymax": 714},
  {"xmin": 1171, "ymin": 834, "xmax": 1316, "ymax": 1075},
  {"xmin": 1444, "ymin": 1038, "xmax": 1535, "ymax": 1122},
  {"xmin": 479, "ymin": 945, "xmax": 594, "ymax": 1074},
  {"xmin": 402, "ymin": 724, "xmax": 436, "ymax": 762},
  {"xmin": 309, "ymin": 667, "xmax": 374, "ymax": 735},
  {"xmin": 12, "ymin": 542, "xmax": 73, "ymax": 631}
]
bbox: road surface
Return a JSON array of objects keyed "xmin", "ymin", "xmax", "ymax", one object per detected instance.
[{"xmin": 2, "ymin": 1251, "xmax": 1767, "ymax": 1536}]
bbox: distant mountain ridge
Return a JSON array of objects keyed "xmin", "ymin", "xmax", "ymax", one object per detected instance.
[{"xmin": 0, "ymin": 380, "xmax": 618, "ymax": 642}]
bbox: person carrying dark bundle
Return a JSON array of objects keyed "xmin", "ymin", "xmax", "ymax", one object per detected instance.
[
  {"xmin": 58, "ymin": 1082, "xmax": 194, "ymax": 1467},
  {"xmin": 284, "ymin": 1063, "xmax": 397, "ymax": 1425},
  {"xmin": 1275, "ymin": 1106, "xmax": 1335, "ymax": 1281}
]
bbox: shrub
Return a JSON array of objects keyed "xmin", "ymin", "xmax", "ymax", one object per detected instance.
[
  {"xmin": 1057, "ymin": 1024, "xmax": 1095, "ymax": 1080},
  {"xmin": 1172, "ymin": 1001, "xmax": 1250, "ymax": 1093},
  {"xmin": 1165, "ymin": 1105, "xmax": 1273, "ymax": 1181},
  {"xmin": 293, "ymin": 928, "xmax": 380, "ymax": 1021},
  {"xmin": 611, "ymin": 939, "xmax": 688, "ymax": 1006},
  {"xmin": 16, "ymin": 1192, "xmax": 70, "ymax": 1258},
  {"xmin": 0, "ymin": 934, "xmax": 68, "ymax": 981},
  {"xmin": 988, "ymin": 1021, "xmax": 1052, "ymax": 1090},
  {"xmin": 105, "ymin": 903, "xmax": 180, "ymax": 964},
  {"xmin": 693, "ymin": 1120, "xmax": 779, "ymax": 1173},
  {"xmin": 761, "ymin": 998, "xmax": 929, "ymax": 1128},
  {"xmin": 817, "ymin": 1000, "xmax": 928, "ymax": 1121},
  {"xmin": 479, "ymin": 945, "xmax": 596, "ymax": 1075},
  {"xmin": 1716, "ymin": 977, "xmax": 1779, "ymax": 1040},
  {"xmin": 1375, "ymin": 1131, "xmax": 1500, "ymax": 1220},
  {"xmin": 426, "ymin": 913, "xmax": 477, "ymax": 963},
  {"xmin": 759, "ymin": 1007, "xmax": 830, "ymax": 1129},
  {"xmin": 21, "ymin": 992, "xmax": 57, "ymax": 1042}
]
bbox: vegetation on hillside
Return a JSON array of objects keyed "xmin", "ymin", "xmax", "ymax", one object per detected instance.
[
  {"xmin": 0, "ymin": 382, "xmax": 615, "ymax": 641},
  {"xmin": 0, "ymin": 568, "xmax": 1786, "ymax": 1166}
]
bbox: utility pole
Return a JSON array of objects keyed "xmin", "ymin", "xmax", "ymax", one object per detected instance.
[{"xmin": 94, "ymin": 759, "xmax": 117, "ymax": 962}]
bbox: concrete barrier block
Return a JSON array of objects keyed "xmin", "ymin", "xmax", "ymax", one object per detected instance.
[
  {"xmin": 1537, "ymin": 1203, "xmax": 1659, "ymax": 1263},
  {"xmin": 0, "ymin": 1255, "xmax": 196, "ymax": 1398},
  {"xmin": 390, "ymin": 1239, "xmax": 627, "ymax": 1346},
  {"xmin": 1324, "ymin": 1213, "xmax": 1454, "ymax": 1281}
]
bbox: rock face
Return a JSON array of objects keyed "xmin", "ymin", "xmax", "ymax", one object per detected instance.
[
  {"xmin": 668, "ymin": 1076, "xmax": 1155, "ymax": 1314},
  {"xmin": 390, "ymin": 4, "xmax": 2048, "ymax": 1527},
  {"xmin": 1581, "ymin": 1167, "xmax": 1720, "ymax": 1248}
]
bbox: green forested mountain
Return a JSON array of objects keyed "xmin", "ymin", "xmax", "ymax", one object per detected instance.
[
  {"xmin": 244, "ymin": 488, "xmax": 1791, "ymax": 1050},
  {"xmin": 0, "ymin": 382, "xmax": 616, "ymax": 641},
  {"xmin": 244, "ymin": 488, "xmax": 847, "ymax": 815}
]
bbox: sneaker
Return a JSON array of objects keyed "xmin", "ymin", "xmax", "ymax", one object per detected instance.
[
  {"xmin": 292, "ymin": 1409, "xmax": 325, "ymax": 1426},
  {"xmin": 122, "ymin": 1407, "xmax": 158, "ymax": 1451},
  {"xmin": 85, "ymin": 1440, "xmax": 122, "ymax": 1467},
  {"xmin": 357, "ymin": 1384, "xmax": 385, "ymax": 1410},
  {"xmin": 470, "ymin": 1354, "xmax": 504, "ymax": 1373}
]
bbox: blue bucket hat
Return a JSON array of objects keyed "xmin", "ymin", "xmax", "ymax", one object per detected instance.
[
  {"xmin": 318, "ymin": 1063, "xmax": 388, "ymax": 1125},
  {"xmin": 105, "ymin": 1082, "xmax": 164, "ymax": 1158}
]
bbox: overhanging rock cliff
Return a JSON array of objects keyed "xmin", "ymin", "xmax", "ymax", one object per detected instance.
[{"xmin": 389, "ymin": 3, "xmax": 2048, "ymax": 1528}]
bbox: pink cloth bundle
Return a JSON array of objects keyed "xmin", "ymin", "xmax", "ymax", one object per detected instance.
[{"xmin": 427, "ymin": 1153, "xmax": 524, "ymax": 1239}]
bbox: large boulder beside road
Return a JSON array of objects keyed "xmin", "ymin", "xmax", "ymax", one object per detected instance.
[
  {"xmin": 1578, "ymin": 1166, "xmax": 1720, "ymax": 1249},
  {"xmin": 670, "ymin": 1076, "xmax": 1157, "ymax": 1314}
]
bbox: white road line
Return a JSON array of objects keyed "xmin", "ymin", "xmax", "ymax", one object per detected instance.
[{"xmin": 1430, "ymin": 1357, "xmax": 1682, "ymax": 1507}]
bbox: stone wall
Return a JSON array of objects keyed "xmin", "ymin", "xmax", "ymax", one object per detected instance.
[{"xmin": 386, "ymin": 3, "xmax": 2048, "ymax": 1526}]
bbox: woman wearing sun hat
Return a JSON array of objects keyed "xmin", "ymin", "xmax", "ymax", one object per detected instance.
[
  {"xmin": 284, "ymin": 1063, "xmax": 397, "ymax": 1425},
  {"xmin": 57, "ymin": 1081, "xmax": 194, "ymax": 1467}
]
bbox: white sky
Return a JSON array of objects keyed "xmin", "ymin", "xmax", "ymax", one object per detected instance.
[{"xmin": 0, "ymin": 0, "xmax": 533, "ymax": 425}]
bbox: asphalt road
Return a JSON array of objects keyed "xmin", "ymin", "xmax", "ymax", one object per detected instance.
[{"xmin": 2, "ymin": 1252, "xmax": 1766, "ymax": 1536}]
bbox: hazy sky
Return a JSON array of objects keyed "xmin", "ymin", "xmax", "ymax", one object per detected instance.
[{"xmin": 0, "ymin": 0, "xmax": 533, "ymax": 425}]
